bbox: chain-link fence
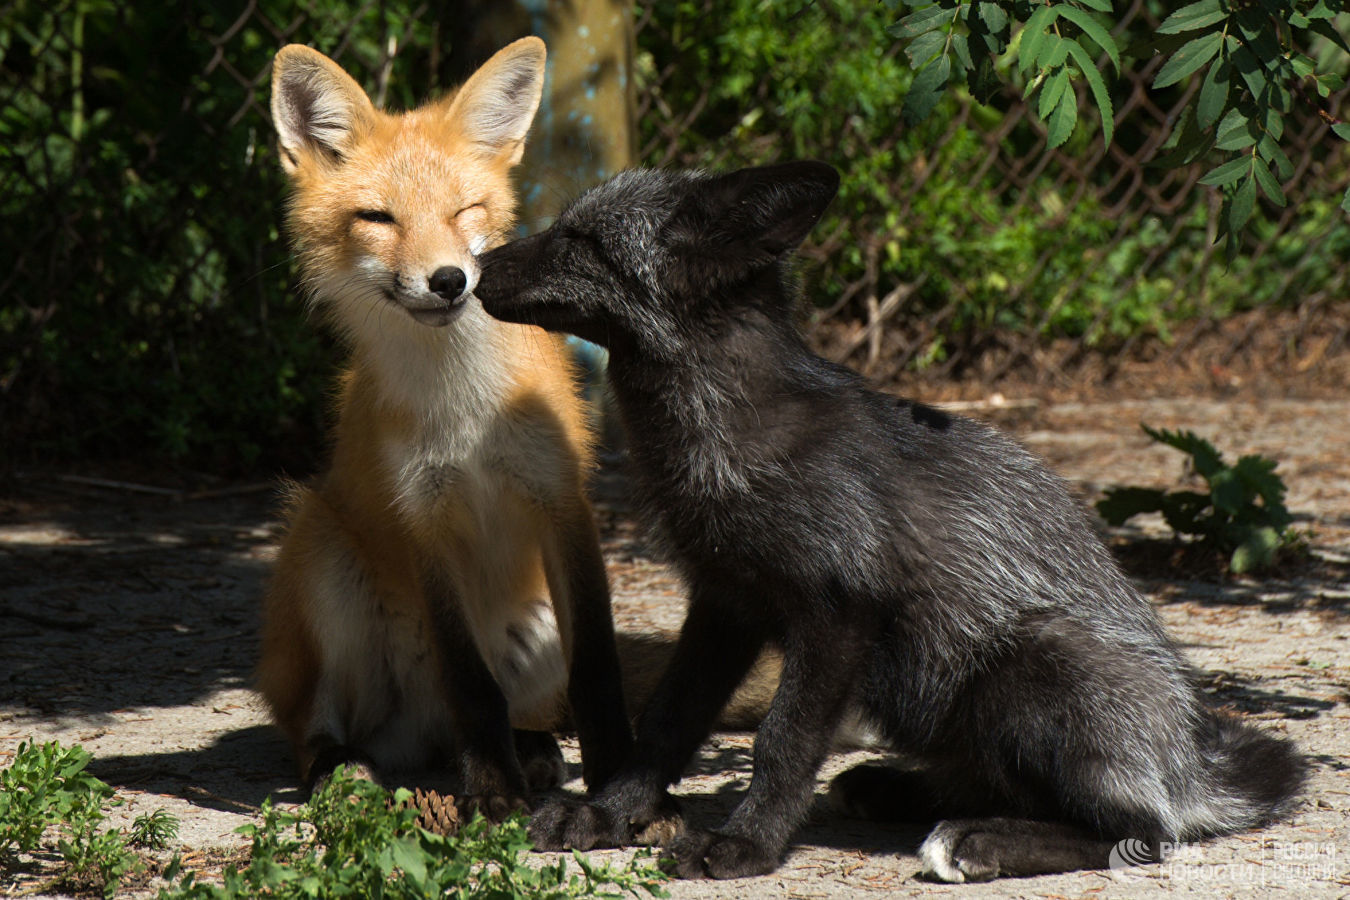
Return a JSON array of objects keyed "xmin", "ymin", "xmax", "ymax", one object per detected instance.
[
  {"xmin": 634, "ymin": 0, "xmax": 1350, "ymax": 398},
  {"xmin": 2, "ymin": 1, "xmax": 1346, "ymax": 468}
]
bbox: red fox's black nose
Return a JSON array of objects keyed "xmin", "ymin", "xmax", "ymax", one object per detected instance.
[{"xmin": 429, "ymin": 266, "xmax": 468, "ymax": 300}]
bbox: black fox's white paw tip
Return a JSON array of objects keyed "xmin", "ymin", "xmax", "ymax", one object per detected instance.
[{"xmin": 918, "ymin": 821, "xmax": 998, "ymax": 883}]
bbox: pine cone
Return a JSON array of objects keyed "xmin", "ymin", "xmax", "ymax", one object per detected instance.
[{"xmin": 400, "ymin": 786, "xmax": 461, "ymax": 836}]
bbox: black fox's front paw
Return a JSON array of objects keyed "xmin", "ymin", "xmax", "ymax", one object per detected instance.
[
  {"xmin": 663, "ymin": 830, "xmax": 778, "ymax": 879},
  {"xmin": 529, "ymin": 799, "xmax": 623, "ymax": 850},
  {"xmin": 458, "ymin": 792, "xmax": 530, "ymax": 824},
  {"xmin": 529, "ymin": 792, "xmax": 683, "ymax": 851}
]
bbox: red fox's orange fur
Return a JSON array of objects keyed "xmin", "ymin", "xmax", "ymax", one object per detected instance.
[{"xmin": 257, "ymin": 38, "xmax": 632, "ymax": 814}]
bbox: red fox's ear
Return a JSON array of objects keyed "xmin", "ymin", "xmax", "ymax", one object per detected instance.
[
  {"xmin": 270, "ymin": 44, "xmax": 375, "ymax": 175},
  {"xmin": 445, "ymin": 36, "xmax": 546, "ymax": 165}
]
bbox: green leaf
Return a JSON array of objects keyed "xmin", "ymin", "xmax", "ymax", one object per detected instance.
[
  {"xmin": 1343, "ymin": 185, "xmax": 1350, "ymax": 214},
  {"xmin": 951, "ymin": 33, "xmax": 973, "ymax": 71},
  {"xmin": 888, "ymin": 5, "xmax": 950, "ymax": 39},
  {"xmin": 902, "ymin": 53, "xmax": 952, "ymax": 126},
  {"xmin": 1215, "ymin": 108, "xmax": 1256, "ymax": 150},
  {"xmin": 1289, "ymin": 53, "xmax": 1316, "ymax": 79},
  {"xmin": 1096, "ymin": 487, "xmax": 1167, "ymax": 525},
  {"xmin": 1257, "ymin": 134, "xmax": 1293, "ymax": 179},
  {"xmin": 1229, "ymin": 44, "xmax": 1267, "ymax": 97},
  {"xmin": 1309, "ymin": 18, "xmax": 1350, "ymax": 55},
  {"xmin": 1076, "ymin": 0, "xmax": 1114, "ymax": 11},
  {"xmin": 906, "ymin": 29, "xmax": 946, "ymax": 67},
  {"xmin": 1252, "ymin": 156, "xmax": 1286, "ymax": 206},
  {"xmin": 1198, "ymin": 155, "xmax": 1251, "ymax": 186},
  {"xmin": 1332, "ymin": 123, "xmax": 1350, "ymax": 142},
  {"xmin": 1056, "ymin": 6, "xmax": 1121, "ymax": 71},
  {"xmin": 1235, "ymin": 8, "xmax": 1282, "ymax": 61},
  {"xmin": 1047, "ymin": 82, "xmax": 1078, "ymax": 148},
  {"xmin": 1039, "ymin": 34, "xmax": 1071, "ymax": 69},
  {"xmin": 1208, "ymin": 467, "xmax": 1247, "ymax": 516},
  {"xmin": 1065, "ymin": 40, "xmax": 1114, "ymax": 145},
  {"xmin": 391, "ymin": 835, "xmax": 428, "ymax": 884},
  {"xmin": 978, "ymin": 2, "xmax": 1008, "ymax": 33},
  {"xmin": 970, "ymin": 54, "xmax": 1002, "ymax": 104},
  {"xmin": 1316, "ymin": 71, "xmax": 1346, "ymax": 97},
  {"xmin": 1197, "ymin": 59, "xmax": 1230, "ymax": 130},
  {"xmin": 1159, "ymin": 491, "xmax": 1212, "ymax": 535},
  {"xmin": 1142, "ymin": 425, "xmax": 1225, "ymax": 478},
  {"xmin": 1231, "ymin": 526, "xmax": 1281, "ymax": 573},
  {"xmin": 1158, "ymin": 0, "xmax": 1227, "ymax": 34},
  {"xmin": 1229, "ymin": 173, "xmax": 1258, "ymax": 232},
  {"xmin": 1154, "ymin": 31, "xmax": 1224, "ymax": 88},
  {"xmin": 1264, "ymin": 105, "xmax": 1284, "ymax": 141},
  {"xmin": 1018, "ymin": 5, "xmax": 1060, "ymax": 73},
  {"xmin": 1305, "ymin": 0, "xmax": 1338, "ymax": 20},
  {"xmin": 1232, "ymin": 453, "xmax": 1287, "ymax": 507},
  {"xmin": 1039, "ymin": 68, "xmax": 1071, "ymax": 120}
]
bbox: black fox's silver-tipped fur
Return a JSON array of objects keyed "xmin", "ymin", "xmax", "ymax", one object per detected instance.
[{"xmin": 475, "ymin": 161, "xmax": 1306, "ymax": 881}]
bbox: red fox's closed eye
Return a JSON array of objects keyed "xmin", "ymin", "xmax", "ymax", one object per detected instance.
[
  {"xmin": 455, "ymin": 203, "xmax": 488, "ymax": 231},
  {"xmin": 355, "ymin": 209, "xmax": 396, "ymax": 225}
]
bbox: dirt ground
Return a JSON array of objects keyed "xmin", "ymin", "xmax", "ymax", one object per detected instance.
[{"xmin": 2, "ymin": 395, "xmax": 1348, "ymax": 898}]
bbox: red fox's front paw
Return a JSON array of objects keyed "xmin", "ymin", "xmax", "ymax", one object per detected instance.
[{"xmin": 664, "ymin": 830, "xmax": 778, "ymax": 879}]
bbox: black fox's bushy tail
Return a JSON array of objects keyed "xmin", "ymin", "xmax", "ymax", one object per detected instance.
[{"xmin": 1188, "ymin": 713, "xmax": 1307, "ymax": 837}]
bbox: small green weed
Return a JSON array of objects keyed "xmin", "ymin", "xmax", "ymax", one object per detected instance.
[
  {"xmin": 160, "ymin": 766, "xmax": 669, "ymax": 899},
  {"xmin": 58, "ymin": 820, "xmax": 140, "ymax": 896},
  {"xmin": 1096, "ymin": 425, "xmax": 1301, "ymax": 573},
  {"xmin": 0, "ymin": 740, "xmax": 175, "ymax": 897},
  {"xmin": 130, "ymin": 807, "xmax": 182, "ymax": 850},
  {"xmin": 1, "ymin": 740, "xmax": 111, "ymax": 860}
]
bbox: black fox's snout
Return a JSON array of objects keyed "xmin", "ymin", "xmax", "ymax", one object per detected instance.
[
  {"xmin": 477, "ymin": 161, "xmax": 843, "ymax": 353},
  {"xmin": 475, "ymin": 234, "xmax": 542, "ymax": 323}
]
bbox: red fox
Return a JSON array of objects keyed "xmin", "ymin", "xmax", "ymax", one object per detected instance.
[{"xmin": 257, "ymin": 37, "xmax": 633, "ymax": 818}]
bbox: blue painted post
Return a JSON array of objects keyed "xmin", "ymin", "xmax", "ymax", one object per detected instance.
[{"xmin": 447, "ymin": 1, "xmax": 635, "ymax": 449}]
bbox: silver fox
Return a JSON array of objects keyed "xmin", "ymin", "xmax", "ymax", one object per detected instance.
[{"xmin": 474, "ymin": 161, "xmax": 1306, "ymax": 881}]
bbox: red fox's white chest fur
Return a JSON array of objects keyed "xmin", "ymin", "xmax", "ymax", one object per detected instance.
[{"xmin": 257, "ymin": 38, "xmax": 632, "ymax": 804}]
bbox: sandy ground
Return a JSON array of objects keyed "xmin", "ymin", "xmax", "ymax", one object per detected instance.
[{"xmin": 2, "ymin": 396, "xmax": 1348, "ymax": 898}]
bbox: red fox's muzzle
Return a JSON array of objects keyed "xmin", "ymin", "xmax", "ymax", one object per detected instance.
[{"xmin": 395, "ymin": 264, "xmax": 471, "ymax": 327}]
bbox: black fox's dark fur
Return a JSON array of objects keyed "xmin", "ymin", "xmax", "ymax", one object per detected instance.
[{"xmin": 475, "ymin": 161, "xmax": 1306, "ymax": 881}]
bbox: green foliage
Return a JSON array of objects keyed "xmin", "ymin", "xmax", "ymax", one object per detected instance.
[
  {"xmin": 160, "ymin": 766, "xmax": 669, "ymax": 899},
  {"xmin": 2, "ymin": 747, "xmax": 664, "ymax": 900},
  {"xmin": 0, "ymin": 740, "xmax": 166, "ymax": 897},
  {"xmin": 1096, "ymin": 425, "xmax": 1298, "ymax": 572},
  {"xmin": 640, "ymin": 0, "xmax": 1349, "ymax": 368},
  {"xmin": 885, "ymin": 0, "xmax": 1350, "ymax": 248}
]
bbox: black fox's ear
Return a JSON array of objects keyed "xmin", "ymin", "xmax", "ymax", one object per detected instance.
[
  {"xmin": 702, "ymin": 161, "xmax": 840, "ymax": 256},
  {"xmin": 270, "ymin": 44, "xmax": 376, "ymax": 174}
]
